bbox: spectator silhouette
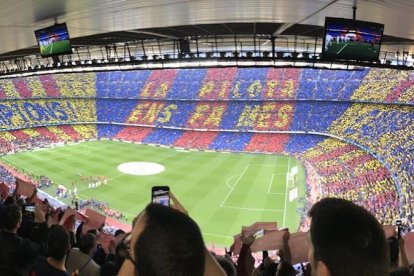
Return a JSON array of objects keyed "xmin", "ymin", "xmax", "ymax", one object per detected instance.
[
  {"xmin": 119, "ymin": 193, "xmax": 225, "ymax": 276},
  {"xmin": 0, "ymin": 204, "xmax": 48, "ymax": 276},
  {"xmin": 308, "ymin": 198, "xmax": 389, "ymax": 276},
  {"xmin": 66, "ymin": 233, "xmax": 100, "ymax": 276},
  {"xmin": 30, "ymin": 225, "xmax": 71, "ymax": 275}
]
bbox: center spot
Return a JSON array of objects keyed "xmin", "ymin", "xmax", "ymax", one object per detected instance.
[{"xmin": 117, "ymin": 162, "xmax": 165, "ymax": 176}]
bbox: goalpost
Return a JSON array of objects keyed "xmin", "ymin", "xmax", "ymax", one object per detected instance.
[
  {"xmin": 287, "ymin": 165, "xmax": 299, "ymax": 202},
  {"xmin": 287, "ymin": 172, "xmax": 295, "ymax": 188},
  {"xmin": 287, "ymin": 165, "xmax": 298, "ymax": 188}
]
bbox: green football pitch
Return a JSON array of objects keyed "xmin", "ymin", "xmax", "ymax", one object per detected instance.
[
  {"xmin": 1, "ymin": 140, "xmax": 306, "ymax": 246},
  {"xmin": 325, "ymin": 42, "xmax": 380, "ymax": 58},
  {"xmin": 40, "ymin": 40, "xmax": 71, "ymax": 56}
]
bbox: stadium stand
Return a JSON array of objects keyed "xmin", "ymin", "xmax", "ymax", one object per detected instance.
[
  {"xmin": 174, "ymin": 130, "xmax": 219, "ymax": 149},
  {"xmin": 114, "ymin": 126, "xmax": 153, "ymax": 142},
  {"xmin": 296, "ymin": 68, "xmax": 368, "ymax": 100},
  {"xmin": 39, "ymin": 75, "xmax": 61, "ymax": 97},
  {"xmin": 197, "ymin": 67, "xmax": 237, "ymax": 100},
  {"xmin": 298, "ymin": 138, "xmax": 399, "ymax": 226}
]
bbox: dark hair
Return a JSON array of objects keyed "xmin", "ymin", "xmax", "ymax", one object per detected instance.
[
  {"xmin": 215, "ymin": 256, "xmax": 236, "ymax": 276},
  {"xmin": 134, "ymin": 203, "xmax": 206, "ymax": 276},
  {"xmin": 57, "ymin": 210, "xmax": 65, "ymax": 222},
  {"xmin": 308, "ymin": 198, "xmax": 389, "ymax": 276},
  {"xmin": 4, "ymin": 196, "xmax": 15, "ymax": 206},
  {"xmin": 75, "ymin": 221, "xmax": 84, "ymax": 246},
  {"xmin": 2, "ymin": 204, "xmax": 22, "ymax": 230},
  {"xmin": 47, "ymin": 225, "xmax": 70, "ymax": 261},
  {"xmin": 276, "ymin": 260, "xmax": 296, "ymax": 276},
  {"xmin": 265, "ymin": 262, "xmax": 278, "ymax": 276},
  {"xmin": 79, "ymin": 233, "xmax": 97, "ymax": 254},
  {"xmin": 114, "ymin": 229, "xmax": 125, "ymax": 237},
  {"xmin": 101, "ymin": 261, "xmax": 118, "ymax": 276},
  {"xmin": 390, "ymin": 267, "xmax": 412, "ymax": 276}
]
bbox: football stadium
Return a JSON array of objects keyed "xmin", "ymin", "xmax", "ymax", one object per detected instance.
[{"xmin": 0, "ymin": 1, "xmax": 413, "ymax": 275}]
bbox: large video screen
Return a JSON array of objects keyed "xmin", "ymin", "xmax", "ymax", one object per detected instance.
[
  {"xmin": 35, "ymin": 23, "xmax": 72, "ymax": 57},
  {"xmin": 322, "ymin": 17, "xmax": 384, "ymax": 62}
]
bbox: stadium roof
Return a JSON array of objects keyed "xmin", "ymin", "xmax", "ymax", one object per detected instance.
[{"xmin": 0, "ymin": 0, "xmax": 413, "ymax": 60}]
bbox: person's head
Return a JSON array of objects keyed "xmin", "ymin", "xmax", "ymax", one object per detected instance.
[
  {"xmin": 79, "ymin": 233, "xmax": 97, "ymax": 256},
  {"xmin": 132, "ymin": 203, "xmax": 206, "ymax": 276},
  {"xmin": 16, "ymin": 198, "xmax": 26, "ymax": 208},
  {"xmin": 2, "ymin": 204, "xmax": 22, "ymax": 232},
  {"xmin": 75, "ymin": 221, "xmax": 84, "ymax": 240},
  {"xmin": 4, "ymin": 196, "xmax": 15, "ymax": 206},
  {"xmin": 276, "ymin": 260, "xmax": 296, "ymax": 276},
  {"xmin": 114, "ymin": 229, "xmax": 125, "ymax": 237},
  {"xmin": 215, "ymin": 256, "xmax": 236, "ymax": 276},
  {"xmin": 47, "ymin": 225, "xmax": 70, "ymax": 261},
  {"xmin": 308, "ymin": 198, "xmax": 389, "ymax": 276}
]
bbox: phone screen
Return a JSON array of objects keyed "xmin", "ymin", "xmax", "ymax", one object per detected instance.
[
  {"xmin": 152, "ymin": 186, "xmax": 170, "ymax": 206},
  {"xmin": 25, "ymin": 205, "xmax": 35, "ymax": 212},
  {"xmin": 253, "ymin": 229, "xmax": 264, "ymax": 238}
]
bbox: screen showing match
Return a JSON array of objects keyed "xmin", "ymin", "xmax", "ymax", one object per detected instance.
[
  {"xmin": 322, "ymin": 17, "xmax": 384, "ymax": 62},
  {"xmin": 35, "ymin": 23, "xmax": 72, "ymax": 57}
]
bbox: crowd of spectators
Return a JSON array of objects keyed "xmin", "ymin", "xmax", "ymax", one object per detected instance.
[
  {"xmin": 245, "ymin": 133, "xmax": 289, "ymax": 153},
  {"xmin": 54, "ymin": 73, "xmax": 96, "ymax": 98},
  {"xmin": 196, "ymin": 67, "xmax": 237, "ymax": 100},
  {"xmin": 328, "ymin": 103, "xmax": 414, "ymax": 230},
  {"xmin": 0, "ymin": 78, "xmax": 20, "ymax": 98},
  {"xmin": 299, "ymin": 138, "xmax": 400, "ymax": 227},
  {"xmin": 113, "ymin": 126, "xmax": 152, "ymax": 142},
  {"xmin": 0, "ymin": 125, "xmax": 97, "ymax": 155},
  {"xmin": 0, "ymin": 73, "xmax": 98, "ymax": 100},
  {"xmin": 350, "ymin": 68, "xmax": 412, "ymax": 103},
  {"xmin": 0, "ymin": 165, "xmax": 16, "ymax": 186},
  {"xmin": 97, "ymin": 70, "xmax": 151, "ymax": 99},
  {"xmin": 174, "ymin": 130, "xmax": 218, "ymax": 149},
  {"xmin": 95, "ymin": 68, "xmax": 302, "ymax": 101},
  {"xmin": 1, "ymin": 67, "xmax": 413, "ymax": 103},
  {"xmin": 2, "ymin": 186, "xmax": 411, "ymax": 276},
  {"xmin": 296, "ymin": 68, "xmax": 368, "ymax": 100}
]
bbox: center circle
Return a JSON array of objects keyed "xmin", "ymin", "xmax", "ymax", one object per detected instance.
[{"xmin": 117, "ymin": 162, "xmax": 165, "ymax": 176}]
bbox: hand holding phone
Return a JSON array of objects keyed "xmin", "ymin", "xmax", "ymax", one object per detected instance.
[{"xmin": 151, "ymin": 186, "xmax": 170, "ymax": 207}]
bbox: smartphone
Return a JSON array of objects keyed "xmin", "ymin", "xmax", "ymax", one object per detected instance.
[
  {"xmin": 396, "ymin": 219, "xmax": 402, "ymax": 238},
  {"xmin": 24, "ymin": 204, "xmax": 35, "ymax": 212},
  {"xmin": 151, "ymin": 186, "xmax": 170, "ymax": 207}
]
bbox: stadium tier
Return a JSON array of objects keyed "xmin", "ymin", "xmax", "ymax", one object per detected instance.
[{"xmin": 0, "ymin": 67, "xmax": 414, "ymax": 231}]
